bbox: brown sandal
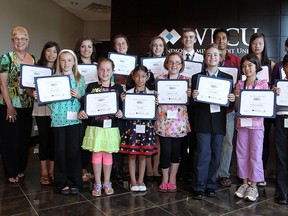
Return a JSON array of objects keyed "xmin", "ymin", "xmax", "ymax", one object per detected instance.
[
  {"xmin": 219, "ymin": 177, "xmax": 232, "ymax": 187},
  {"xmin": 40, "ymin": 175, "xmax": 51, "ymax": 185}
]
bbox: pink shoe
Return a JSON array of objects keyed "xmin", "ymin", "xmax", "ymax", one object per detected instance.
[
  {"xmin": 167, "ymin": 183, "xmax": 177, "ymax": 193},
  {"xmin": 158, "ymin": 183, "xmax": 168, "ymax": 192}
]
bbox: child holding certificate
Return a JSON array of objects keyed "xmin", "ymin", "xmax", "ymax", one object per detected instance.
[
  {"xmin": 49, "ymin": 49, "xmax": 85, "ymax": 195},
  {"xmin": 234, "ymin": 53, "xmax": 268, "ymax": 202},
  {"xmin": 78, "ymin": 57, "xmax": 124, "ymax": 197},
  {"xmin": 119, "ymin": 65, "xmax": 157, "ymax": 192},
  {"xmin": 155, "ymin": 51, "xmax": 191, "ymax": 193}
]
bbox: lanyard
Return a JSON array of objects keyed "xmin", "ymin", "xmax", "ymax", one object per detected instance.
[
  {"xmin": 134, "ymin": 88, "xmax": 146, "ymax": 93},
  {"xmin": 244, "ymin": 79, "xmax": 257, "ymax": 89},
  {"xmin": 100, "ymin": 82, "xmax": 112, "ymax": 91},
  {"xmin": 167, "ymin": 74, "xmax": 180, "ymax": 79}
]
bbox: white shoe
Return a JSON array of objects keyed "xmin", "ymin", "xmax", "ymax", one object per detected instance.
[
  {"xmin": 244, "ymin": 187, "xmax": 259, "ymax": 201},
  {"xmin": 257, "ymin": 181, "xmax": 266, "ymax": 187},
  {"xmin": 138, "ymin": 183, "xmax": 147, "ymax": 192},
  {"xmin": 234, "ymin": 184, "xmax": 249, "ymax": 198},
  {"xmin": 130, "ymin": 184, "xmax": 139, "ymax": 192}
]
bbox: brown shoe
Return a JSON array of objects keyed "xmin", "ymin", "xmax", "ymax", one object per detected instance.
[{"xmin": 219, "ymin": 177, "xmax": 232, "ymax": 187}]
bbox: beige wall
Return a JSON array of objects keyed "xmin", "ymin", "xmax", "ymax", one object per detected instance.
[{"xmin": 0, "ymin": 0, "xmax": 110, "ymax": 58}]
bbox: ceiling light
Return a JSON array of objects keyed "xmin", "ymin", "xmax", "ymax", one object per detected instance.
[{"xmin": 70, "ymin": 1, "xmax": 79, "ymax": 6}]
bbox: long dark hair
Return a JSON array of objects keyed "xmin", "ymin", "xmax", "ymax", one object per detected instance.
[
  {"xmin": 74, "ymin": 37, "xmax": 97, "ymax": 64},
  {"xmin": 37, "ymin": 41, "xmax": 60, "ymax": 69},
  {"xmin": 126, "ymin": 65, "xmax": 155, "ymax": 90}
]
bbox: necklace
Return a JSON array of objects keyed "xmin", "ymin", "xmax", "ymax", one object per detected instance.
[{"xmin": 15, "ymin": 51, "xmax": 26, "ymax": 62}]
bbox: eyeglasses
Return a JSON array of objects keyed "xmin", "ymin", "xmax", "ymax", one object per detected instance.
[
  {"xmin": 13, "ymin": 37, "xmax": 28, "ymax": 42},
  {"xmin": 167, "ymin": 61, "xmax": 182, "ymax": 66}
]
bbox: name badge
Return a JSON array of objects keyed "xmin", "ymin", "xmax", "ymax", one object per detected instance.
[
  {"xmin": 167, "ymin": 110, "xmax": 178, "ymax": 119},
  {"xmin": 210, "ymin": 104, "xmax": 220, "ymax": 113},
  {"xmin": 284, "ymin": 118, "xmax": 288, "ymax": 128},
  {"xmin": 240, "ymin": 118, "xmax": 253, "ymax": 127},
  {"xmin": 67, "ymin": 111, "xmax": 78, "ymax": 120},
  {"xmin": 136, "ymin": 125, "xmax": 146, "ymax": 133},
  {"xmin": 103, "ymin": 119, "xmax": 112, "ymax": 128}
]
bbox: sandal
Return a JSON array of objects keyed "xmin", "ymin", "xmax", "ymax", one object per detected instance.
[
  {"xmin": 8, "ymin": 177, "xmax": 19, "ymax": 185},
  {"xmin": 92, "ymin": 183, "xmax": 102, "ymax": 197},
  {"xmin": 40, "ymin": 175, "xmax": 51, "ymax": 185},
  {"xmin": 103, "ymin": 182, "xmax": 114, "ymax": 195},
  {"xmin": 158, "ymin": 183, "xmax": 168, "ymax": 193},
  {"xmin": 167, "ymin": 183, "xmax": 177, "ymax": 193}
]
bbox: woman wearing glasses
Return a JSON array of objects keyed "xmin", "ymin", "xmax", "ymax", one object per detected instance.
[
  {"xmin": 155, "ymin": 51, "xmax": 191, "ymax": 192},
  {"xmin": 0, "ymin": 26, "xmax": 37, "ymax": 184}
]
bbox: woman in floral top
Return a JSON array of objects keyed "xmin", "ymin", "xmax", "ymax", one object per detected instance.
[
  {"xmin": 155, "ymin": 51, "xmax": 191, "ymax": 193},
  {"xmin": 0, "ymin": 26, "xmax": 37, "ymax": 184}
]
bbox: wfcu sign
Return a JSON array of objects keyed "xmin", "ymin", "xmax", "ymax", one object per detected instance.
[{"xmin": 160, "ymin": 27, "xmax": 259, "ymax": 55}]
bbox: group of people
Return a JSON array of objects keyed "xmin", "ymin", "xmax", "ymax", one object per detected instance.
[{"xmin": 1, "ymin": 26, "xmax": 288, "ymax": 205}]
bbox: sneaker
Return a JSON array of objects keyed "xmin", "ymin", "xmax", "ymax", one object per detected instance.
[
  {"xmin": 244, "ymin": 187, "xmax": 259, "ymax": 201},
  {"xmin": 257, "ymin": 181, "xmax": 267, "ymax": 187},
  {"xmin": 103, "ymin": 182, "xmax": 114, "ymax": 195},
  {"xmin": 92, "ymin": 183, "xmax": 102, "ymax": 197},
  {"xmin": 130, "ymin": 184, "xmax": 139, "ymax": 192},
  {"xmin": 138, "ymin": 183, "xmax": 147, "ymax": 192},
  {"xmin": 234, "ymin": 184, "xmax": 249, "ymax": 198}
]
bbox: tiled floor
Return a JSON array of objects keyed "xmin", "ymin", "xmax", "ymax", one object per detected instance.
[{"xmin": 1, "ymin": 146, "xmax": 288, "ymax": 216}]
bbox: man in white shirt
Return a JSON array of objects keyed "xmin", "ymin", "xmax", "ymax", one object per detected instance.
[{"xmin": 181, "ymin": 28, "xmax": 203, "ymax": 62}]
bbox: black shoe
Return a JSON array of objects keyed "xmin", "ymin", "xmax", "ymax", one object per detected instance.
[
  {"xmin": 277, "ymin": 194, "xmax": 288, "ymax": 205},
  {"xmin": 192, "ymin": 191, "xmax": 204, "ymax": 200},
  {"xmin": 70, "ymin": 187, "xmax": 79, "ymax": 195},
  {"xmin": 204, "ymin": 188, "xmax": 216, "ymax": 197}
]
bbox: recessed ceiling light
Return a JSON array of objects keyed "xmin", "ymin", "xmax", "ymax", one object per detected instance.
[{"xmin": 70, "ymin": 1, "xmax": 79, "ymax": 6}]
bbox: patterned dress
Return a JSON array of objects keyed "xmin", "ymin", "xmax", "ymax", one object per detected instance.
[{"xmin": 120, "ymin": 88, "xmax": 157, "ymax": 155}]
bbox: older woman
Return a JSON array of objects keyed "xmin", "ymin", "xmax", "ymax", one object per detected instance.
[{"xmin": 0, "ymin": 26, "xmax": 36, "ymax": 184}]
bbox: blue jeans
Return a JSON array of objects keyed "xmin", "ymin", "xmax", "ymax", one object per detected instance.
[{"xmin": 217, "ymin": 111, "xmax": 235, "ymax": 178}]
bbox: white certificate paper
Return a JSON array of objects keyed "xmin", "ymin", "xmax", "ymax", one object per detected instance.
[
  {"xmin": 276, "ymin": 80, "xmax": 288, "ymax": 106},
  {"xmin": 157, "ymin": 79, "xmax": 189, "ymax": 104},
  {"xmin": 20, "ymin": 64, "xmax": 53, "ymax": 88},
  {"xmin": 280, "ymin": 67, "xmax": 285, "ymax": 80},
  {"xmin": 181, "ymin": 61, "xmax": 203, "ymax": 78},
  {"xmin": 218, "ymin": 66, "xmax": 239, "ymax": 86},
  {"xmin": 195, "ymin": 75, "xmax": 232, "ymax": 107},
  {"xmin": 238, "ymin": 90, "xmax": 276, "ymax": 118},
  {"xmin": 141, "ymin": 57, "xmax": 167, "ymax": 78},
  {"xmin": 85, "ymin": 92, "xmax": 118, "ymax": 116},
  {"xmin": 78, "ymin": 64, "xmax": 98, "ymax": 84},
  {"xmin": 35, "ymin": 75, "xmax": 72, "ymax": 104},
  {"xmin": 108, "ymin": 52, "xmax": 137, "ymax": 76},
  {"xmin": 123, "ymin": 93, "xmax": 156, "ymax": 120}
]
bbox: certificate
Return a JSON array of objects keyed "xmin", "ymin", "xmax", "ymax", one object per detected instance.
[
  {"xmin": 123, "ymin": 93, "xmax": 156, "ymax": 120},
  {"xmin": 156, "ymin": 79, "xmax": 189, "ymax": 105},
  {"xmin": 108, "ymin": 52, "xmax": 137, "ymax": 76},
  {"xmin": 78, "ymin": 64, "xmax": 98, "ymax": 84},
  {"xmin": 242, "ymin": 65, "xmax": 270, "ymax": 82},
  {"xmin": 35, "ymin": 75, "xmax": 72, "ymax": 104},
  {"xmin": 276, "ymin": 80, "xmax": 288, "ymax": 106},
  {"xmin": 280, "ymin": 66, "xmax": 285, "ymax": 80},
  {"xmin": 181, "ymin": 61, "xmax": 203, "ymax": 78},
  {"xmin": 84, "ymin": 92, "xmax": 118, "ymax": 116},
  {"xmin": 141, "ymin": 57, "xmax": 167, "ymax": 78},
  {"xmin": 218, "ymin": 66, "xmax": 239, "ymax": 86},
  {"xmin": 195, "ymin": 75, "xmax": 232, "ymax": 107},
  {"xmin": 238, "ymin": 90, "xmax": 276, "ymax": 118},
  {"xmin": 20, "ymin": 64, "xmax": 53, "ymax": 88}
]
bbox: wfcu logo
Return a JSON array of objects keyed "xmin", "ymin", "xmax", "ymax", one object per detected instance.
[{"xmin": 160, "ymin": 28, "xmax": 259, "ymax": 55}]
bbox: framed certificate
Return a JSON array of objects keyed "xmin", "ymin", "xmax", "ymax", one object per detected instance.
[
  {"xmin": 218, "ymin": 66, "xmax": 239, "ymax": 86},
  {"xmin": 84, "ymin": 91, "xmax": 118, "ymax": 116},
  {"xmin": 35, "ymin": 75, "xmax": 72, "ymax": 104},
  {"xmin": 156, "ymin": 79, "xmax": 189, "ymax": 105},
  {"xmin": 108, "ymin": 52, "xmax": 137, "ymax": 76},
  {"xmin": 237, "ymin": 89, "xmax": 276, "ymax": 118},
  {"xmin": 123, "ymin": 93, "xmax": 156, "ymax": 120},
  {"xmin": 78, "ymin": 64, "xmax": 98, "ymax": 84},
  {"xmin": 141, "ymin": 57, "xmax": 167, "ymax": 78},
  {"xmin": 181, "ymin": 61, "xmax": 203, "ymax": 78},
  {"xmin": 195, "ymin": 75, "xmax": 232, "ymax": 107},
  {"xmin": 276, "ymin": 80, "xmax": 288, "ymax": 106},
  {"xmin": 20, "ymin": 64, "xmax": 53, "ymax": 88},
  {"xmin": 242, "ymin": 65, "xmax": 270, "ymax": 83}
]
